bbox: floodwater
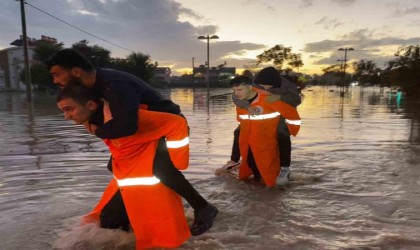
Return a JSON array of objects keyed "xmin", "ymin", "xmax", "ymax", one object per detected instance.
[{"xmin": 1, "ymin": 86, "xmax": 420, "ymax": 250}]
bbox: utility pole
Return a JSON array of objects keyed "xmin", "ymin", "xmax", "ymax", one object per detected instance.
[
  {"xmin": 192, "ymin": 57, "xmax": 195, "ymax": 88},
  {"xmin": 338, "ymin": 47, "xmax": 354, "ymax": 96},
  {"xmin": 197, "ymin": 35, "xmax": 219, "ymax": 98},
  {"xmin": 19, "ymin": 0, "xmax": 33, "ymax": 102}
]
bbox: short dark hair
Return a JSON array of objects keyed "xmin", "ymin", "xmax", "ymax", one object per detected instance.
[
  {"xmin": 46, "ymin": 48, "xmax": 94, "ymax": 72},
  {"xmin": 229, "ymin": 75, "xmax": 252, "ymax": 87},
  {"xmin": 254, "ymin": 67, "xmax": 281, "ymax": 87},
  {"xmin": 56, "ymin": 84, "xmax": 100, "ymax": 105}
]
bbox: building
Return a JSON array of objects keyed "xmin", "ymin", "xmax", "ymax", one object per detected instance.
[
  {"xmin": 193, "ymin": 64, "xmax": 236, "ymax": 87},
  {"xmin": 0, "ymin": 35, "xmax": 57, "ymax": 91},
  {"xmin": 153, "ymin": 67, "xmax": 171, "ymax": 84},
  {"xmin": 0, "ymin": 46, "xmax": 35, "ymax": 91}
]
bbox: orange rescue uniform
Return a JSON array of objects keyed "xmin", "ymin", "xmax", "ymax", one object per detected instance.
[
  {"xmin": 236, "ymin": 90, "xmax": 301, "ymax": 187},
  {"xmin": 84, "ymin": 109, "xmax": 191, "ymax": 249}
]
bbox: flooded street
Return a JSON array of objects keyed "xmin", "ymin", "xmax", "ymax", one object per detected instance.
[{"xmin": 1, "ymin": 86, "xmax": 420, "ymax": 250}]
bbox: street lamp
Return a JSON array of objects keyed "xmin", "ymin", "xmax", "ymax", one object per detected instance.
[
  {"xmin": 338, "ymin": 47, "xmax": 354, "ymax": 94},
  {"xmin": 197, "ymin": 35, "xmax": 219, "ymax": 94}
]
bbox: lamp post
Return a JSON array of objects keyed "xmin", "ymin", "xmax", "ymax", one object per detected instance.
[
  {"xmin": 338, "ymin": 47, "xmax": 354, "ymax": 95},
  {"xmin": 191, "ymin": 57, "xmax": 195, "ymax": 88},
  {"xmin": 197, "ymin": 35, "xmax": 219, "ymax": 95},
  {"xmin": 378, "ymin": 71, "xmax": 384, "ymax": 94}
]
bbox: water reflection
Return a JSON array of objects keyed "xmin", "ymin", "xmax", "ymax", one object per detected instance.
[{"xmin": 1, "ymin": 86, "xmax": 420, "ymax": 250}]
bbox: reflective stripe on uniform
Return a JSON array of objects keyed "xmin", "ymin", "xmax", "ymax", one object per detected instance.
[
  {"xmin": 239, "ymin": 112, "xmax": 280, "ymax": 120},
  {"xmin": 115, "ymin": 176, "xmax": 161, "ymax": 186},
  {"xmin": 166, "ymin": 137, "xmax": 189, "ymax": 148},
  {"xmin": 285, "ymin": 119, "xmax": 301, "ymax": 125}
]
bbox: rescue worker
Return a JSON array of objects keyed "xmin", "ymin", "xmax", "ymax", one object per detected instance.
[
  {"xmin": 229, "ymin": 76, "xmax": 301, "ymax": 187},
  {"xmin": 56, "ymin": 85, "xmax": 192, "ymax": 249},
  {"xmin": 47, "ymin": 49, "xmax": 218, "ymax": 236},
  {"xmin": 216, "ymin": 67, "xmax": 301, "ymax": 186}
]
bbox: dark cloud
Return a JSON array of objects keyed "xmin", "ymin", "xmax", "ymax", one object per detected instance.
[
  {"xmin": 0, "ymin": 0, "xmax": 265, "ymax": 73},
  {"xmin": 304, "ymin": 28, "xmax": 420, "ymax": 68},
  {"xmin": 304, "ymin": 39, "xmax": 346, "ymax": 53},
  {"xmin": 300, "ymin": 0, "xmax": 314, "ymax": 8},
  {"xmin": 393, "ymin": 6, "xmax": 420, "ymax": 16},
  {"xmin": 178, "ymin": 7, "xmax": 204, "ymax": 20},
  {"xmin": 314, "ymin": 49, "xmax": 394, "ymax": 69},
  {"xmin": 340, "ymin": 29, "xmax": 374, "ymax": 40},
  {"xmin": 330, "ymin": 0, "xmax": 357, "ymax": 6},
  {"xmin": 315, "ymin": 17, "xmax": 343, "ymax": 30},
  {"xmin": 304, "ymin": 28, "xmax": 420, "ymax": 53}
]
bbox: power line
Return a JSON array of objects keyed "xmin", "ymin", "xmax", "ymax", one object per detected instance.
[{"xmin": 24, "ymin": 1, "xmax": 135, "ymax": 53}]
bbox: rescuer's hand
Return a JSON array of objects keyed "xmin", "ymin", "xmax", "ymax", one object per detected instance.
[
  {"xmin": 102, "ymin": 99, "xmax": 113, "ymax": 123},
  {"xmin": 83, "ymin": 121, "xmax": 98, "ymax": 135},
  {"xmin": 248, "ymin": 106, "xmax": 261, "ymax": 116},
  {"xmin": 265, "ymin": 94, "xmax": 281, "ymax": 103}
]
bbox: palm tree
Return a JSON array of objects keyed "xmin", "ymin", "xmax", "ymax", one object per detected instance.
[
  {"xmin": 352, "ymin": 60, "xmax": 378, "ymax": 86},
  {"xmin": 126, "ymin": 52, "xmax": 157, "ymax": 82}
]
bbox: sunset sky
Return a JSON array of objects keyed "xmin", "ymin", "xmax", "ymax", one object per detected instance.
[{"xmin": 1, "ymin": 0, "xmax": 420, "ymax": 75}]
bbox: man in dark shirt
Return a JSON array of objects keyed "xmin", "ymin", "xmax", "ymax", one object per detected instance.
[{"xmin": 46, "ymin": 49, "xmax": 218, "ymax": 236}]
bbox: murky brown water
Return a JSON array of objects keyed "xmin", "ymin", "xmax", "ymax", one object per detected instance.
[{"xmin": 1, "ymin": 86, "xmax": 419, "ymax": 250}]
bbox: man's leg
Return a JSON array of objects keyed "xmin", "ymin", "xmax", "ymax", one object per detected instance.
[
  {"xmin": 215, "ymin": 126, "xmax": 241, "ymax": 175},
  {"xmin": 277, "ymin": 117, "xmax": 292, "ymax": 185},
  {"xmin": 231, "ymin": 126, "xmax": 241, "ymax": 162},
  {"xmin": 153, "ymin": 137, "xmax": 218, "ymax": 236},
  {"xmin": 100, "ymin": 190, "xmax": 130, "ymax": 232},
  {"xmin": 277, "ymin": 118, "xmax": 291, "ymax": 167},
  {"xmin": 107, "ymin": 156, "xmax": 113, "ymax": 172},
  {"xmin": 247, "ymin": 146, "xmax": 261, "ymax": 182}
]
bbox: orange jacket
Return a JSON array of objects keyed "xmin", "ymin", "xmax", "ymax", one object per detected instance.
[
  {"xmin": 236, "ymin": 91, "xmax": 301, "ymax": 187},
  {"xmin": 84, "ymin": 109, "xmax": 191, "ymax": 249}
]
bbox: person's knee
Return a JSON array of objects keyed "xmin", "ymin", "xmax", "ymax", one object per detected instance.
[
  {"xmin": 153, "ymin": 156, "xmax": 182, "ymax": 185},
  {"xmin": 234, "ymin": 126, "xmax": 240, "ymax": 137},
  {"xmin": 107, "ymin": 159, "xmax": 113, "ymax": 172},
  {"xmin": 153, "ymin": 138, "xmax": 174, "ymax": 176},
  {"xmin": 153, "ymin": 163, "xmax": 175, "ymax": 179}
]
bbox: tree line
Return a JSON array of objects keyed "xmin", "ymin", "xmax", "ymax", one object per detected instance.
[
  {"xmin": 318, "ymin": 45, "xmax": 420, "ymax": 98},
  {"xmin": 243, "ymin": 43, "xmax": 419, "ymax": 98},
  {"xmin": 25, "ymin": 39, "xmax": 420, "ymax": 98}
]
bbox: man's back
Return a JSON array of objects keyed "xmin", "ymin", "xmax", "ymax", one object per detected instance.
[
  {"xmin": 93, "ymin": 68, "xmax": 181, "ymax": 139},
  {"xmin": 95, "ymin": 68, "xmax": 181, "ymax": 113}
]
